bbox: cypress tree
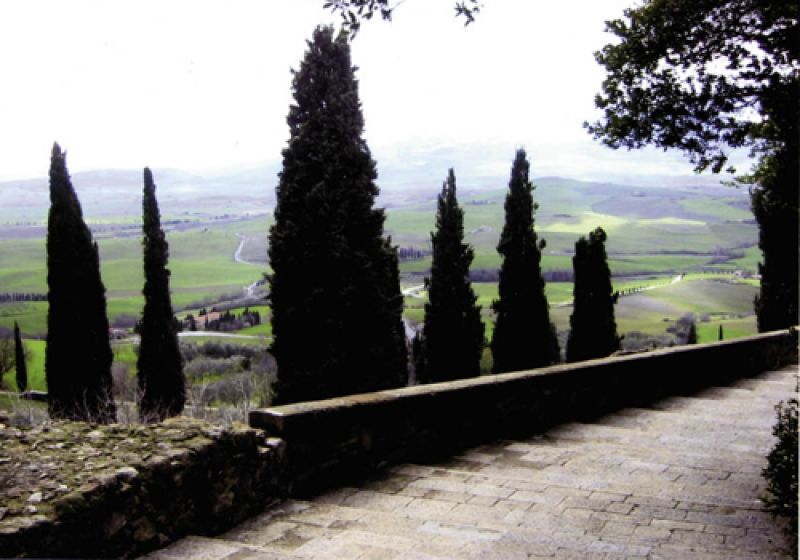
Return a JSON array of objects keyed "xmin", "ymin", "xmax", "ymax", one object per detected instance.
[
  {"xmin": 14, "ymin": 322, "xmax": 27, "ymax": 393},
  {"xmin": 269, "ymin": 26, "xmax": 407, "ymax": 404},
  {"xmin": 491, "ymin": 149, "xmax": 559, "ymax": 373},
  {"xmin": 566, "ymin": 227, "xmax": 620, "ymax": 362},
  {"xmin": 137, "ymin": 167, "xmax": 186, "ymax": 421},
  {"xmin": 45, "ymin": 143, "xmax": 116, "ymax": 422},
  {"xmin": 686, "ymin": 320, "xmax": 698, "ymax": 345},
  {"xmin": 752, "ymin": 132, "xmax": 798, "ymax": 332},
  {"xmin": 419, "ymin": 169, "xmax": 485, "ymax": 382}
]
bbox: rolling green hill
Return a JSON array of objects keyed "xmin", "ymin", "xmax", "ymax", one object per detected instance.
[{"xmin": 0, "ymin": 170, "xmax": 759, "ymax": 344}]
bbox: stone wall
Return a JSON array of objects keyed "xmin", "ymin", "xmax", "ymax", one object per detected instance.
[
  {"xmin": 2, "ymin": 330, "xmax": 795, "ymax": 557},
  {"xmin": 249, "ymin": 330, "xmax": 797, "ymax": 496},
  {"xmin": 0, "ymin": 418, "xmax": 285, "ymax": 558}
]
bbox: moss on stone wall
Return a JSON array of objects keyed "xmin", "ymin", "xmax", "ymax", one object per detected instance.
[{"xmin": 0, "ymin": 417, "xmax": 284, "ymax": 558}]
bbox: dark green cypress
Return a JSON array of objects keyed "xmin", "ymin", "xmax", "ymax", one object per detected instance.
[
  {"xmin": 686, "ymin": 320, "xmax": 698, "ymax": 345},
  {"xmin": 566, "ymin": 227, "xmax": 620, "ymax": 362},
  {"xmin": 137, "ymin": 168, "xmax": 186, "ymax": 421},
  {"xmin": 752, "ymin": 115, "xmax": 798, "ymax": 332},
  {"xmin": 268, "ymin": 26, "xmax": 407, "ymax": 404},
  {"xmin": 45, "ymin": 143, "xmax": 116, "ymax": 422},
  {"xmin": 419, "ymin": 169, "xmax": 485, "ymax": 382},
  {"xmin": 491, "ymin": 149, "xmax": 559, "ymax": 373},
  {"xmin": 14, "ymin": 322, "xmax": 27, "ymax": 393}
]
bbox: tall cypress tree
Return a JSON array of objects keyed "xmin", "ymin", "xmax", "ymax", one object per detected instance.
[
  {"xmin": 686, "ymin": 320, "xmax": 698, "ymax": 345},
  {"xmin": 137, "ymin": 167, "xmax": 185, "ymax": 421},
  {"xmin": 491, "ymin": 149, "xmax": 559, "ymax": 373},
  {"xmin": 752, "ymin": 124, "xmax": 798, "ymax": 332},
  {"xmin": 419, "ymin": 169, "xmax": 485, "ymax": 382},
  {"xmin": 14, "ymin": 322, "xmax": 27, "ymax": 393},
  {"xmin": 269, "ymin": 26, "xmax": 407, "ymax": 404},
  {"xmin": 45, "ymin": 143, "xmax": 116, "ymax": 422},
  {"xmin": 566, "ymin": 227, "xmax": 620, "ymax": 362}
]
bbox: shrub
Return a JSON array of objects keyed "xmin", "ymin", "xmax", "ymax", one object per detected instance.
[
  {"xmin": 184, "ymin": 357, "xmax": 243, "ymax": 381},
  {"xmin": 111, "ymin": 363, "xmax": 136, "ymax": 401},
  {"xmin": 762, "ymin": 397, "xmax": 798, "ymax": 554}
]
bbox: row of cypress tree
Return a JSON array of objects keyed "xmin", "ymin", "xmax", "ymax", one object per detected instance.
[
  {"xmin": 413, "ymin": 155, "xmax": 620, "ymax": 384},
  {"xmin": 41, "ymin": 27, "xmax": 622, "ymax": 415},
  {"xmin": 45, "ymin": 144, "xmax": 184, "ymax": 423},
  {"xmin": 269, "ymin": 27, "xmax": 621, "ymax": 404}
]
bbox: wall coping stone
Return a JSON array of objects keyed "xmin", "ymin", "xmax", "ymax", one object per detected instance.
[{"xmin": 250, "ymin": 329, "xmax": 798, "ymax": 496}]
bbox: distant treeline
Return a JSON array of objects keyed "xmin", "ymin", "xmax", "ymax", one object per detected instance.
[
  {"xmin": 469, "ymin": 267, "xmax": 751, "ymax": 283},
  {"xmin": 469, "ymin": 269, "xmax": 576, "ymax": 283},
  {"xmin": 186, "ymin": 307, "xmax": 263, "ymax": 332},
  {"xmin": 0, "ymin": 293, "xmax": 47, "ymax": 302},
  {"xmin": 397, "ymin": 246, "xmax": 430, "ymax": 261}
]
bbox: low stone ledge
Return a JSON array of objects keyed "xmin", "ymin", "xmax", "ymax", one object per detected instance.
[
  {"xmin": 250, "ymin": 329, "xmax": 797, "ymax": 496},
  {"xmin": 0, "ymin": 417, "xmax": 285, "ymax": 558}
]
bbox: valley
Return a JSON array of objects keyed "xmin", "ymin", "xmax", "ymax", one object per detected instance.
[{"xmin": 0, "ymin": 169, "xmax": 760, "ymax": 395}]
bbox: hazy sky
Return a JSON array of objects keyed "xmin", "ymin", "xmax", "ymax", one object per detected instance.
[{"xmin": 0, "ymin": 1, "xmax": 747, "ymax": 183}]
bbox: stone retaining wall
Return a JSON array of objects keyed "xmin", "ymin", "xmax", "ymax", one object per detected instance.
[
  {"xmin": 0, "ymin": 418, "xmax": 285, "ymax": 558},
  {"xmin": 249, "ymin": 330, "xmax": 797, "ymax": 496}
]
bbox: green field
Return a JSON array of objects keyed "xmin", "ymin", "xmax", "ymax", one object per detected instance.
[
  {"xmin": 1, "ymin": 175, "xmax": 760, "ymax": 357},
  {"xmin": 549, "ymin": 276, "xmax": 758, "ymax": 338},
  {"xmin": 402, "ymin": 274, "xmax": 758, "ymax": 349},
  {"xmin": 0, "ymin": 172, "xmax": 768, "ymax": 408},
  {"xmin": 0, "ymin": 221, "xmax": 268, "ymax": 337}
]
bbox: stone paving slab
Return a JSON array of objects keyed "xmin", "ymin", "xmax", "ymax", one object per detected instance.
[{"xmin": 145, "ymin": 364, "xmax": 797, "ymax": 559}]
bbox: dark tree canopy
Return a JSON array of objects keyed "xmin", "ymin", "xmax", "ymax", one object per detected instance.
[
  {"xmin": 586, "ymin": 0, "xmax": 798, "ymax": 174},
  {"xmin": 137, "ymin": 167, "xmax": 186, "ymax": 421},
  {"xmin": 685, "ymin": 319, "xmax": 698, "ymax": 345},
  {"xmin": 491, "ymin": 149, "xmax": 559, "ymax": 373},
  {"xmin": 419, "ymin": 169, "xmax": 485, "ymax": 382},
  {"xmin": 14, "ymin": 322, "xmax": 27, "ymax": 393},
  {"xmin": 324, "ymin": 0, "xmax": 481, "ymax": 35},
  {"xmin": 587, "ymin": 0, "xmax": 798, "ymax": 331},
  {"xmin": 269, "ymin": 26, "xmax": 407, "ymax": 404},
  {"xmin": 566, "ymin": 227, "xmax": 620, "ymax": 363},
  {"xmin": 45, "ymin": 143, "xmax": 116, "ymax": 423}
]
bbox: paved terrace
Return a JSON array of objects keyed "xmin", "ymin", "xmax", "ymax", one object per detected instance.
[{"xmin": 148, "ymin": 364, "xmax": 797, "ymax": 559}]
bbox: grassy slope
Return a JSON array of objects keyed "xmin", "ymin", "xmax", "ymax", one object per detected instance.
[
  {"xmin": 0, "ymin": 222, "xmax": 268, "ymax": 335},
  {"xmin": 1, "ymin": 177, "xmax": 759, "ymax": 345},
  {"xmin": 549, "ymin": 277, "xmax": 757, "ymax": 337},
  {"xmin": 410, "ymin": 275, "xmax": 757, "ymax": 343},
  {"xmin": 390, "ymin": 178, "xmax": 757, "ymax": 278}
]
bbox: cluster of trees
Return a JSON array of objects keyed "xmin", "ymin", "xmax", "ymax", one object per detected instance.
[
  {"xmin": 269, "ymin": 28, "xmax": 622, "ymax": 403},
  {"xmin": 39, "ymin": 0, "xmax": 797, "ymax": 415},
  {"xmin": 467, "ymin": 268, "xmax": 574, "ymax": 284},
  {"xmin": 44, "ymin": 146, "xmax": 185, "ymax": 423},
  {"xmin": 397, "ymin": 246, "xmax": 430, "ymax": 261},
  {"xmin": 327, "ymin": 0, "xmax": 798, "ymax": 335},
  {"xmin": 585, "ymin": 0, "xmax": 798, "ymax": 333},
  {"xmin": 186, "ymin": 308, "xmax": 263, "ymax": 332}
]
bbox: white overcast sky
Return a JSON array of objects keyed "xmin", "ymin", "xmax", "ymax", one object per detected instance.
[{"xmin": 0, "ymin": 0, "xmax": 745, "ymax": 182}]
